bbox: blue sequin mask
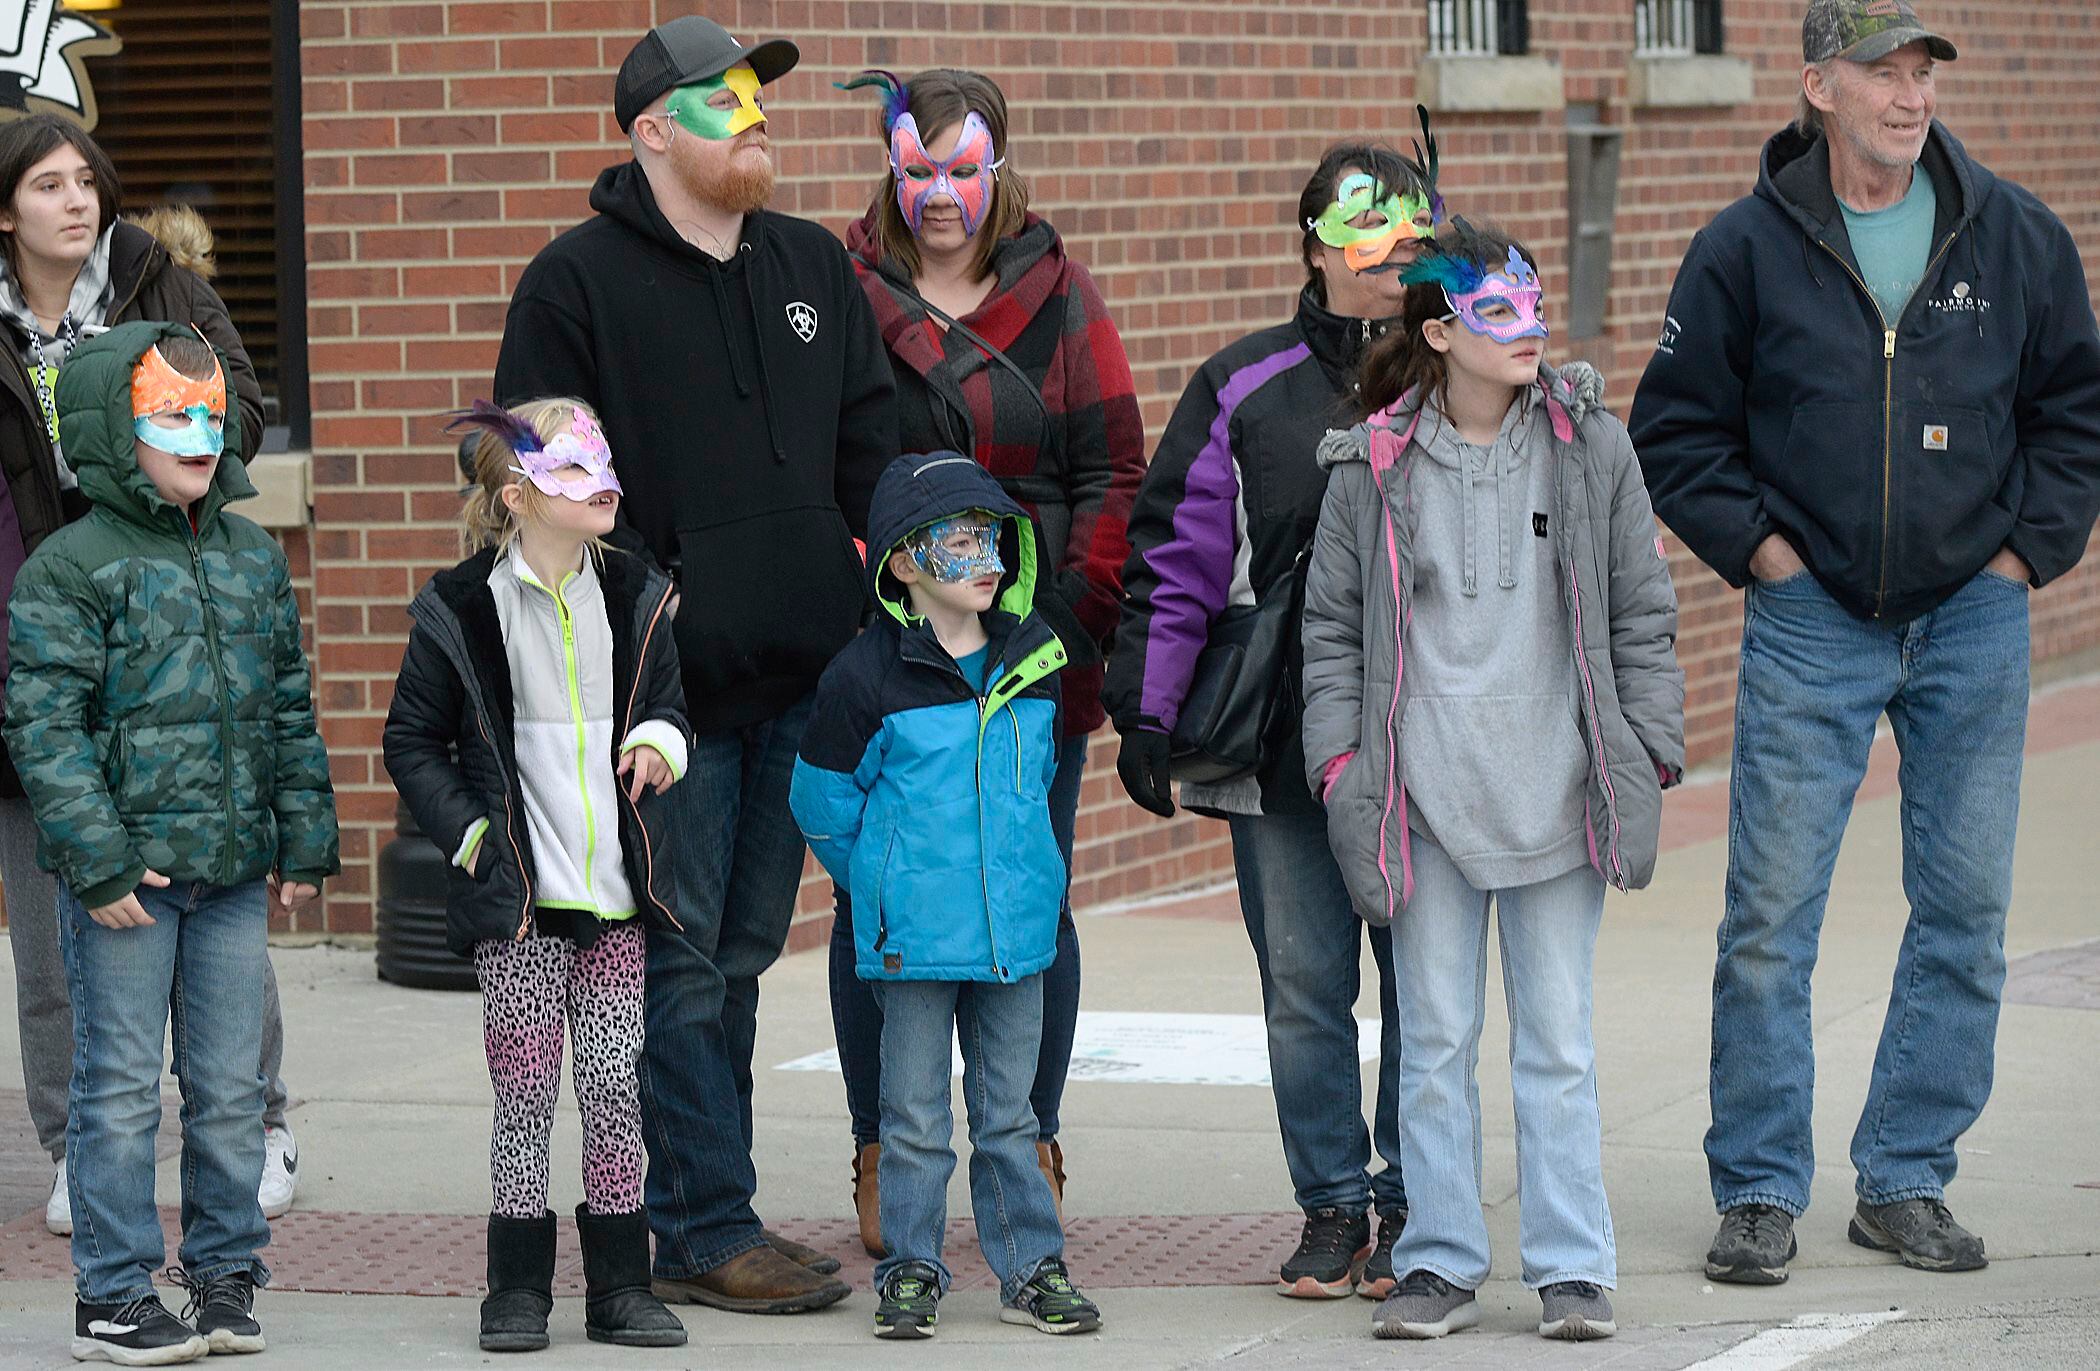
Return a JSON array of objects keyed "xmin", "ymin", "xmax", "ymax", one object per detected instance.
[{"xmin": 906, "ymin": 513, "xmax": 1004, "ymax": 584}]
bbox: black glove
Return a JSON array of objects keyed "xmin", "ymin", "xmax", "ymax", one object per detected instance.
[{"xmin": 1116, "ymin": 729, "xmax": 1176, "ymax": 818}]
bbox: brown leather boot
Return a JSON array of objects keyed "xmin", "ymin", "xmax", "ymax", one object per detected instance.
[
  {"xmin": 853, "ymin": 1143, "xmax": 884, "ymax": 1257},
  {"xmin": 761, "ymin": 1228, "xmax": 842, "ymax": 1275},
  {"xmin": 649, "ymin": 1244, "xmax": 849, "ymax": 1314},
  {"xmin": 1037, "ymin": 1139, "xmax": 1067, "ymax": 1223}
]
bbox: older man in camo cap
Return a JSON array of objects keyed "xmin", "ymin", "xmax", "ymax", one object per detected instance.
[{"xmin": 1631, "ymin": 0, "xmax": 2100, "ymax": 1285}]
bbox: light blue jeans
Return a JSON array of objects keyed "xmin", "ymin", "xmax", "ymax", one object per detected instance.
[
  {"xmin": 59, "ymin": 877, "xmax": 272, "ymax": 1303},
  {"xmin": 1707, "ymin": 568, "xmax": 2029, "ymax": 1217},
  {"xmin": 1386, "ymin": 835, "xmax": 1613, "ymax": 1291},
  {"xmin": 872, "ymin": 975, "xmax": 1064, "ymax": 1303}
]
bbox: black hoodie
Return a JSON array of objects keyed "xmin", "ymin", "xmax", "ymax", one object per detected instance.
[
  {"xmin": 494, "ymin": 161, "xmax": 899, "ymax": 731},
  {"xmin": 1630, "ymin": 123, "xmax": 2100, "ymax": 623}
]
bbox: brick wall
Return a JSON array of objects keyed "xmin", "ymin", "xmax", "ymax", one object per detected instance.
[{"xmin": 296, "ymin": 1, "xmax": 2100, "ymax": 936}]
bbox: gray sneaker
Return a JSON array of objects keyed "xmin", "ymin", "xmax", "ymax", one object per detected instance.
[
  {"xmin": 1849, "ymin": 1198, "xmax": 1987, "ymax": 1272},
  {"xmin": 1706, "ymin": 1204, "xmax": 1797, "ymax": 1284},
  {"xmin": 1538, "ymin": 1281, "xmax": 1615, "ymax": 1340},
  {"xmin": 1372, "ymin": 1270, "xmax": 1480, "ymax": 1340}
]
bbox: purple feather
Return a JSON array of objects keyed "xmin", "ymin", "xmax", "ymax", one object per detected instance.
[
  {"xmin": 445, "ymin": 399, "xmax": 543, "ymax": 455},
  {"xmin": 835, "ymin": 69, "xmax": 911, "ymax": 135}
]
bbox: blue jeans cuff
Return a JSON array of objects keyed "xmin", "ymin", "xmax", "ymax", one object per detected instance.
[
  {"xmin": 652, "ymin": 1231, "xmax": 767, "ymax": 1281},
  {"xmin": 1401, "ymin": 1260, "xmax": 1477, "ymax": 1292},
  {"xmin": 1526, "ymin": 1270, "xmax": 1616, "ymax": 1291},
  {"xmin": 1716, "ymin": 1191, "xmax": 1803, "ymax": 1218},
  {"xmin": 79, "ymin": 1281, "xmax": 160, "ymax": 1306},
  {"xmin": 184, "ymin": 1258, "xmax": 271, "ymax": 1289},
  {"xmin": 1856, "ymin": 1183, "xmax": 1943, "ymax": 1208}
]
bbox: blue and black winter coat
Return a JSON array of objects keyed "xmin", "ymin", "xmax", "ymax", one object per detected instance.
[{"xmin": 790, "ymin": 453, "xmax": 1068, "ymax": 984}]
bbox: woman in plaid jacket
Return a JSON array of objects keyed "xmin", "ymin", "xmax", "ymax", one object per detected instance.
[{"xmin": 832, "ymin": 66, "xmax": 1144, "ymax": 1255}]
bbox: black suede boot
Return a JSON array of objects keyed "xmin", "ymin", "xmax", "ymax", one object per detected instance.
[
  {"xmin": 576, "ymin": 1205, "xmax": 688, "ymax": 1347},
  {"xmin": 481, "ymin": 1211, "xmax": 556, "ymax": 1353}
]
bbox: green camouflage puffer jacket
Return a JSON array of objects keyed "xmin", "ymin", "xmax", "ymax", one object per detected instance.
[{"xmin": 1, "ymin": 321, "xmax": 338, "ymax": 907}]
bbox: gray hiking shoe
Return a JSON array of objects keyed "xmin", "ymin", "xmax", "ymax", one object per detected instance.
[
  {"xmin": 1849, "ymin": 1198, "xmax": 1987, "ymax": 1272},
  {"xmin": 1538, "ymin": 1281, "xmax": 1615, "ymax": 1340},
  {"xmin": 1372, "ymin": 1269, "xmax": 1480, "ymax": 1339},
  {"xmin": 1706, "ymin": 1203, "xmax": 1797, "ymax": 1284}
]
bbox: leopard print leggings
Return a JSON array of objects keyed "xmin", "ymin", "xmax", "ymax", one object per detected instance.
[{"xmin": 473, "ymin": 923, "xmax": 645, "ymax": 1218}]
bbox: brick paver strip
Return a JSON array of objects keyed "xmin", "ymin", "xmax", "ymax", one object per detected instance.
[{"xmin": 0, "ymin": 1209, "xmax": 1305, "ymax": 1295}]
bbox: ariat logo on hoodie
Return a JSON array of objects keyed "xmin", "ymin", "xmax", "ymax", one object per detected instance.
[{"xmin": 786, "ymin": 301, "xmax": 818, "ymax": 343}]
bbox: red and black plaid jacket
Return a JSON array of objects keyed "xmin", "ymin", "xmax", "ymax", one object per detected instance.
[{"xmin": 848, "ymin": 210, "xmax": 1144, "ymax": 736}]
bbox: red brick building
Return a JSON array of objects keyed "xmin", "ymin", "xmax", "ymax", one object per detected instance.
[{"xmin": 59, "ymin": 1, "xmax": 2100, "ymax": 936}]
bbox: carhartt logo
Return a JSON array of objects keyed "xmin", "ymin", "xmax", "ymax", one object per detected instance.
[
  {"xmin": 786, "ymin": 301, "xmax": 818, "ymax": 343},
  {"xmin": 1533, "ymin": 512, "xmax": 1549, "ymax": 538},
  {"xmin": 1923, "ymin": 424, "xmax": 1949, "ymax": 451}
]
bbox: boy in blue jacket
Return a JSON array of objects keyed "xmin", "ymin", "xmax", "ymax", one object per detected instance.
[{"xmin": 791, "ymin": 453, "xmax": 1101, "ymax": 1341}]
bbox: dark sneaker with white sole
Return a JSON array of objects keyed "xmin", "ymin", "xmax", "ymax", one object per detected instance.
[
  {"xmin": 1372, "ymin": 1269, "xmax": 1480, "ymax": 1339},
  {"xmin": 170, "ymin": 1269, "xmax": 264, "ymax": 1355},
  {"xmin": 873, "ymin": 1262, "xmax": 942, "ymax": 1340},
  {"xmin": 1706, "ymin": 1203, "xmax": 1797, "ymax": 1284},
  {"xmin": 999, "ymin": 1259, "xmax": 1101, "ymax": 1335},
  {"xmin": 1356, "ymin": 1206, "xmax": 1408, "ymax": 1300},
  {"xmin": 1278, "ymin": 1206, "xmax": 1370, "ymax": 1297},
  {"xmin": 71, "ymin": 1293, "xmax": 208, "ymax": 1365},
  {"xmin": 1849, "ymin": 1198, "xmax": 1987, "ymax": 1272},
  {"xmin": 1538, "ymin": 1281, "xmax": 1616, "ymax": 1340}
]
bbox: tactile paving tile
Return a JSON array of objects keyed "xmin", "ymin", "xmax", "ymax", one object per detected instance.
[{"xmin": 0, "ymin": 1209, "xmax": 1302, "ymax": 1294}]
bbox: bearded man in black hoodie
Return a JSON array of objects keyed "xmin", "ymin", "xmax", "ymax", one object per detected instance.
[{"xmin": 494, "ymin": 16, "xmax": 896, "ymax": 1314}]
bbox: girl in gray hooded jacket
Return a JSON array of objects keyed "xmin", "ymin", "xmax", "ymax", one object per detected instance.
[{"xmin": 1299, "ymin": 224, "xmax": 1683, "ymax": 1343}]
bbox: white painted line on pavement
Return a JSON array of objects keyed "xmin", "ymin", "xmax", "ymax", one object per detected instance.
[{"xmin": 1685, "ymin": 1310, "xmax": 1906, "ymax": 1370}]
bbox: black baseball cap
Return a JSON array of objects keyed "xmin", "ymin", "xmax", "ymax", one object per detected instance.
[
  {"xmin": 613, "ymin": 16, "xmax": 799, "ymax": 132},
  {"xmin": 1802, "ymin": 0, "xmax": 1957, "ymax": 65}
]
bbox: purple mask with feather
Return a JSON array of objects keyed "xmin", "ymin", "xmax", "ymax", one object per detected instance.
[{"xmin": 448, "ymin": 401, "xmax": 623, "ymax": 502}]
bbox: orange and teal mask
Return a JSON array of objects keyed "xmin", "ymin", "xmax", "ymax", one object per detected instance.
[
  {"xmin": 131, "ymin": 343, "xmax": 226, "ymax": 458},
  {"xmin": 664, "ymin": 65, "xmax": 765, "ymax": 141}
]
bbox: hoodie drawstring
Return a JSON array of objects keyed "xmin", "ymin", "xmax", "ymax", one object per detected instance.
[{"xmin": 739, "ymin": 244, "xmax": 789, "ymax": 464}]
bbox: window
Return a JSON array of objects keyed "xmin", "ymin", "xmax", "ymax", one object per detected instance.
[
  {"xmin": 1636, "ymin": 0, "xmax": 1726, "ymax": 57},
  {"xmin": 1429, "ymin": 1, "xmax": 1530, "ymax": 57},
  {"xmin": 65, "ymin": 0, "xmax": 308, "ymax": 448}
]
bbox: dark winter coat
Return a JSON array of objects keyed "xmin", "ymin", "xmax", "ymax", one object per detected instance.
[
  {"xmin": 0, "ymin": 217, "xmax": 267, "ymax": 795},
  {"xmin": 1629, "ymin": 123, "xmax": 2100, "ymax": 622},
  {"xmin": 493, "ymin": 161, "xmax": 899, "ymax": 733},
  {"xmin": 1103, "ymin": 288, "xmax": 1403, "ymax": 816},
  {"xmin": 2, "ymin": 322, "xmax": 335, "ymax": 908},
  {"xmin": 848, "ymin": 210, "xmax": 1142, "ymax": 736},
  {"xmin": 383, "ymin": 545, "xmax": 686, "ymax": 955},
  {"xmin": 790, "ymin": 454, "xmax": 1067, "ymax": 983}
]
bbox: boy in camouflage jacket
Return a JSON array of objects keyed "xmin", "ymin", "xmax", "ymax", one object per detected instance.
[{"xmin": 3, "ymin": 321, "xmax": 337, "ymax": 1363}]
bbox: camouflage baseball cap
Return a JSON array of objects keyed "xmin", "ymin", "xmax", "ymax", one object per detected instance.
[{"xmin": 1803, "ymin": 0, "xmax": 1957, "ymax": 64}]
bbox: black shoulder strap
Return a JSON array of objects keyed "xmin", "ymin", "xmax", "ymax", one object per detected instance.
[{"xmin": 889, "ymin": 278, "xmax": 1058, "ymax": 460}]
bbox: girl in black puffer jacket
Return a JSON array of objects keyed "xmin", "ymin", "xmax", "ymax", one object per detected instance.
[{"xmin": 383, "ymin": 398, "xmax": 686, "ymax": 1355}]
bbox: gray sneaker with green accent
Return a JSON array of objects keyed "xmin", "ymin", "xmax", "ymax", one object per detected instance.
[
  {"xmin": 999, "ymin": 1259, "xmax": 1101, "ymax": 1335},
  {"xmin": 873, "ymin": 1262, "xmax": 942, "ymax": 1340}
]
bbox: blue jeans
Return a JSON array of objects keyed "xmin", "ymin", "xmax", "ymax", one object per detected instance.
[
  {"xmin": 831, "ymin": 736, "xmax": 1088, "ymax": 1146},
  {"xmin": 1707, "ymin": 569, "xmax": 2029, "ymax": 1217},
  {"xmin": 1229, "ymin": 811, "xmax": 1406, "ymax": 1215},
  {"xmin": 871, "ymin": 976, "xmax": 1064, "ymax": 1303},
  {"xmin": 664, "ymin": 694, "xmax": 813, "ymax": 1152},
  {"xmin": 59, "ymin": 878, "xmax": 271, "ymax": 1303},
  {"xmin": 1386, "ymin": 835, "xmax": 1613, "ymax": 1290}
]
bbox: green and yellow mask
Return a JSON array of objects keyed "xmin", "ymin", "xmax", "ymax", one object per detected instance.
[{"xmin": 663, "ymin": 64, "xmax": 766, "ymax": 141}]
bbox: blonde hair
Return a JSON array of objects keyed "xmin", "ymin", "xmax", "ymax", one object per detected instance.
[{"xmin": 459, "ymin": 396, "xmax": 602, "ymax": 554}]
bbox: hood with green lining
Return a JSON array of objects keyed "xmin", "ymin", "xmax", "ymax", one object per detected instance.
[
  {"xmin": 866, "ymin": 451, "xmax": 1039, "ymax": 626},
  {"xmin": 54, "ymin": 319, "xmax": 253, "ymax": 532}
]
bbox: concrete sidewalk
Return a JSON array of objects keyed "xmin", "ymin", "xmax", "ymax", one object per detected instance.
[{"xmin": 3, "ymin": 679, "xmax": 2097, "ymax": 1368}]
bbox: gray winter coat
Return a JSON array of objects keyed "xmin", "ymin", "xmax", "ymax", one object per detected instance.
[{"xmin": 1301, "ymin": 365, "xmax": 1684, "ymax": 925}]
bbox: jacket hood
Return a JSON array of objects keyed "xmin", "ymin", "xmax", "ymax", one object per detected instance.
[
  {"xmin": 123, "ymin": 206, "xmax": 217, "ymax": 281},
  {"xmin": 1317, "ymin": 361, "xmax": 1603, "ymax": 472},
  {"xmin": 54, "ymin": 320, "xmax": 253, "ymax": 530},
  {"xmin": 588, "ymin": 159, "xmax": 771, "ymax": 264},
  {"xmin": 865, "ymin": 451, "xmax": 1037, "ymax": 624},
  {"xmin": 1754, "ymin": 120, "xmax": 1991, "ymax": 239}
]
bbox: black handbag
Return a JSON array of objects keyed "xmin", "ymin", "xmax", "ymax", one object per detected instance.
[{"xmin": 1168, "ymin": 546, "xmax": 1311, "ymax": 785}]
